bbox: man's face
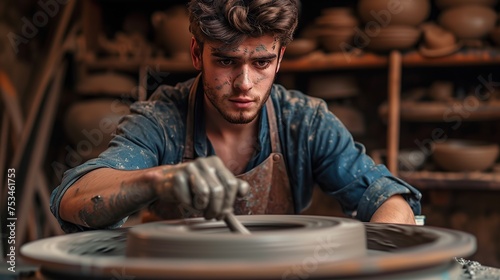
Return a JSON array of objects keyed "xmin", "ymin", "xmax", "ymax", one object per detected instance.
[{"xmin": 191, "ymin": 35, "xmax": 285, "ymax": 124}]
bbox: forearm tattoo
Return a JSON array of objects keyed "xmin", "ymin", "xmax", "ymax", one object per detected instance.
[{"xmin": 78, "ymin": 182, "xmax": 156, "ymax": 228}]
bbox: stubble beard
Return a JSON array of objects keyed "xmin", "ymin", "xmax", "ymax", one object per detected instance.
[{"xmin": 203, "ymin": 75, "xmax": 273, "ymax": 125}]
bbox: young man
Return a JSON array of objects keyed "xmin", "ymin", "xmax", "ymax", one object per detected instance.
[{"xmin": 50, "ymin": 0, "xmax": 421, "ymax": 233}]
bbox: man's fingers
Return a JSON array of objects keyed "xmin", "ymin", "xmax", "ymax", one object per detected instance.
[
  {"xmin": 237, "ymin": 180, "xmax": 250, "ymax": 197},
  {"xmin": 199, "ymin": 159, "xmax": 224, "ymax": 219},
  {"xmin": 214, "ymin": 163, "xmax": 239, "ymax": 215},
  {"xmin": 208, "ymin": 155, "xmax": 250, "ymax": 198},
  {"xmin": 172, "ymin": 172, "xmax": 191, "ymax": 206},
  {"xmin": 167, "ymin": 156, "xmax": 249, "ymax": 220},
  {"xmin": 185, "ymin": 162, "xmax": 210, "ymax": 210},
  {"xmin": 209, "ymin": 156, "xmax": 250, "ymax": 219}
]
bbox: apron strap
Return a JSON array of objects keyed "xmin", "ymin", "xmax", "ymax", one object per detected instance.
[
  {"xmin": 265, "ymin": 97, "xmax": 281, "ymax": 154},
  {"xmin": 182, "ymin": 74, "xmax": 201, "ymax": 162}
]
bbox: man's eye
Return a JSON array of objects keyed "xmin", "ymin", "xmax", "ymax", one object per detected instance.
[
  {"xmin": 255, "ymin": 60, "xmax": 271, "ymax": 68},
  {"xmin": 218, "ymin": 59, "xmax": 233, "ymax": 66}
]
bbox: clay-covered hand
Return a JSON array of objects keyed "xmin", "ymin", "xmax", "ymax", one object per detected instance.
[{"xmin": 150, "ymin": 156, "xmax": 249, "ymax": 220}]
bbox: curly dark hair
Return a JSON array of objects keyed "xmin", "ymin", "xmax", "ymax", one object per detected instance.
[{"xmin": 188, "ymin": 0, "xmax": 299, "ymax": 48}]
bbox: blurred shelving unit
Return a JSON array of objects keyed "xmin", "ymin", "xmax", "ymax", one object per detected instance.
[{"xmin": 77, "ymin": 0, "xmax": 500, "ymax": 189}]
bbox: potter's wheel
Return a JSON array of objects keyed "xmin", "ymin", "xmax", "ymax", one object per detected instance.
[{"xmin": 21, "ymin": 215, "xmax": 476, "ymax": 279}]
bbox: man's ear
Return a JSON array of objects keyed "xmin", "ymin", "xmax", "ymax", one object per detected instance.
[
  {"xmin": 276, "ymin": 46, "xmax": 286, "ymax": 73},
  {"xmin": 191, "ymin": 37, "xmax": 202, "ymax": 71}
]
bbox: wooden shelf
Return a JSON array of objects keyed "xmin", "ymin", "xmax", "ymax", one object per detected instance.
[
  {"xmin": 402, "ymin": 47, "xmax": 500, "ymax": 67},
  {"xmin": 378, "ymin": 100, "xmax": 500, "ymax": 122},
  {"xmin": 80, "ymin": 56, "xmax": 141, "ymax": 72},
  {"xmin": 148, "ymin": 58, "xmax": 197, "ymax": 72},
  {"xmin": 80, "ymin": 54, "xmax": 197, "ymax": 73},
  {"xmin": 280, "ymin": 48, "xmax": 500, "ymax": 72},
  {"xmin": 371, "ymin": 150, "xmax": 500, "ymax": 191},
  {"xmin": 400, "ymin": 169, "xmax": 500, "ymax": 191},
  {"xmin": 280, "ymin": 51, "xmax": 388, "ymax": 72},
  {"xmin": 79, "ymin": 48, "xmax": 500, "ymax": 74}
]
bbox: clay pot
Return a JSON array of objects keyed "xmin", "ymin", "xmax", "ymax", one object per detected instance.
[
  {"xmin": 321, "ymin": 7, "xmax": 356, "ymax": 17},
  {"xmin": 315, "ymin": 7, "xmax": 359, "ymax": 29},
  {"xmin": 284, "ymin": 38, "xmax": 317, "ymax": 58},
  {"xmin": 76, "ymin": 72, "xmax": 138, "ymax": 98},
  {"xmin": 419, "ymin": 24, "xmax": 462, "ymax": 57},
  {"xmin": 421, "ymin": 23, "xmax": 457, "ymax": 50},
  {"xmin": 308, "ymin": 75, "xmax": 359, "ymax": 99},
  {"xmin": 358, "ymin": 0, "xmax": 431, "ymax": 27},
  {"xmin": 427, "ymin": 81, "xmax": 454, "ymax": 102},
  {"xmin": 365, "ymin": 25, "xmax": 422, "ymax": 51},
  {"xmin": 318, "ymin": 28, "xmax": 356, "ymax": 53},
  {"xmin": 435, "ymin": 0, "xmax": 498, "ymax": 9},
  {"xmin": 152, "ymin": 6, "xmax": 192, "ymax": 60},
  {"xmin": 327, "ymin": 103, "xmax": 366, "ymax": 135},
  {"xmin": 64, "ymin": 99, "xmax": 131, "ymax": 160},
  {"xmin": 398, "ymin": 150, "xmax": 427, "ymax": 171},
  {"xmin": 438, "ymin": 5, "xmax": 497, "ymax": 41},
  {"xmin": 432, "ymin": 139, "xmax": 499, "ymax": 172}
]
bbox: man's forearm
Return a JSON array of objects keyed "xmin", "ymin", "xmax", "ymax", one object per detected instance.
[
  {"xmin": 369, "ymin": 194, "xmax": 416, "ymax": 225},
  {"xmin": 59, "ymin": 168, "xmax": 157, "ymax": 229}
]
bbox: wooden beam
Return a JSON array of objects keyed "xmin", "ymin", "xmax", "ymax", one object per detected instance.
[{"xmin": 387, "ymin": 50, "xmax": 402, "ymax": 175}]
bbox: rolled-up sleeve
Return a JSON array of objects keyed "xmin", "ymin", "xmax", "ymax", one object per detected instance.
[
  {"xmin": 50, "ymin": 161, "xmax": 128, "ymax": 233},
  {"xmin": 305, "ymin": 99, "xmax": 422, "ymax": 222},
  {"xmin": 355, "ymin": 168, "xmax": 422, "ymax": 221},
  {"xmin": 50, "ymin": 102, "xmax": 167, "ymax": 233}
]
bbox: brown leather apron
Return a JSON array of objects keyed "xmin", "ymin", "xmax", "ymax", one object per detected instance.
[{"xmin": 143, "ymin": 75, "xmax": 294, "ymax": 221}]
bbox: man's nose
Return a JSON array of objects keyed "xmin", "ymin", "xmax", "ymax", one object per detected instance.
[{"xmin": 234, "ymin": 66, "xmax": 253, "ymax": 92}]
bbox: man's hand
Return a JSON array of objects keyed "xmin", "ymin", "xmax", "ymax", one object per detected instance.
[
  {"xmin": 148, "ymin": 156, "xmax": 250, "ymax": 220},
  {"xmin": 369, "ymin": 194, "xmax": 416, "ymax": 225}
]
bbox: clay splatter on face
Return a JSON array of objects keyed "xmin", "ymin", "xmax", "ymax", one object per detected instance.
[
  {"xmin": 272, "ymin": 38, "xmax": 279, "ymax": 50},
  {"xmin": 202, "ymin": 36, "xmax": 278, "ymax": 124},
  {"xmin": 233, "ymin": 71, "xmax": 246, "ymax": 89},
  {"xmin": 255, "ymin": 44, "xmax": 267, "ymax": 52},
  {"xmin": 215, "ymin": 80, "xmax": 230, "ymax": 90},
  {"xmin": 255, "ymin": 75, "xmax": 268, "ymax": 84}
]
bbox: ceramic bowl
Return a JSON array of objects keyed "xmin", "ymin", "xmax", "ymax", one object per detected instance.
[
  {"xmin": 315, "ymin": 8, "xmax": 359, "ymax": 29},
  {"xmin": 64, "ymin": 99, "xmax": 131, "ymax": 160},
  {"xmin": 317, "ymin": 28, "xmax": 356, "ymax": 52},
  {"xmin": 419, "ymin": 23, "xmax": 463, "ymax": 57},
  {"xmin": 308, "ymin": 75, "xmax": 359, "ymax": 100},
  {"xmin": 76, "ymin": 72, "xmax": 138, "ymax": 97},
  {"xmin": 315, "ymin": 15, "xmax": 359, "ymax": 29},
  {"xmin": 419, "ymin": 42, "xmax": 462, "ymax": 58},
  {"xmin": 358, "ymin": 0, "xmax": 431, "ymax": 27},
  {"xmin": 421, "ymin": 23, "xmax": 457, "ymax": 50},
  {"xmin": 152, "ymin": 6, "xmax": 191, "ymax": 60},
  {"xmin": 427, "ymin": 81, "xmax": 454, "ymax": 102},
  {"xmin": 438, "ymin": 5, "xmax": 497, "ymax": 40},
  {"xmin": 321, "ymin": 7, "xmax": 355, "ymax": 17},
  {"xmin": 284, "ymin": 38, "xmax": 317, "ymax": 58},
  {"xmin": 365, "ymin": 26, "xmax": 422, "ymax": 51},
  {"xmin": 398, "ymin": 150, "xmax": 427, "ymax": 171},
  {"xmin": 432, "ymin": 139, "xmax": 499, "ymax": 172},
  {"xmin": 327, "ymin": 103, "xmax": 366, "ymax": 135},
  {"xmin": 435, "ymin": 0, "xmax": 498, "ymax": 9}
]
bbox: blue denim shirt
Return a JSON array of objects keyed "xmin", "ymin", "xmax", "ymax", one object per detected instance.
[{"xmin": 50, "ymin": 77, "xmax": 422, "ymax": 233}]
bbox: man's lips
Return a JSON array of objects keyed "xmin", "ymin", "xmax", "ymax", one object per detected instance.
[
  {"xmin": 230, "ymin": 96, "xmax": 254, "ymax": 102},
  {"xmin": 229, "ymin": 98, "xmax": 254, "ymax": 108}
]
